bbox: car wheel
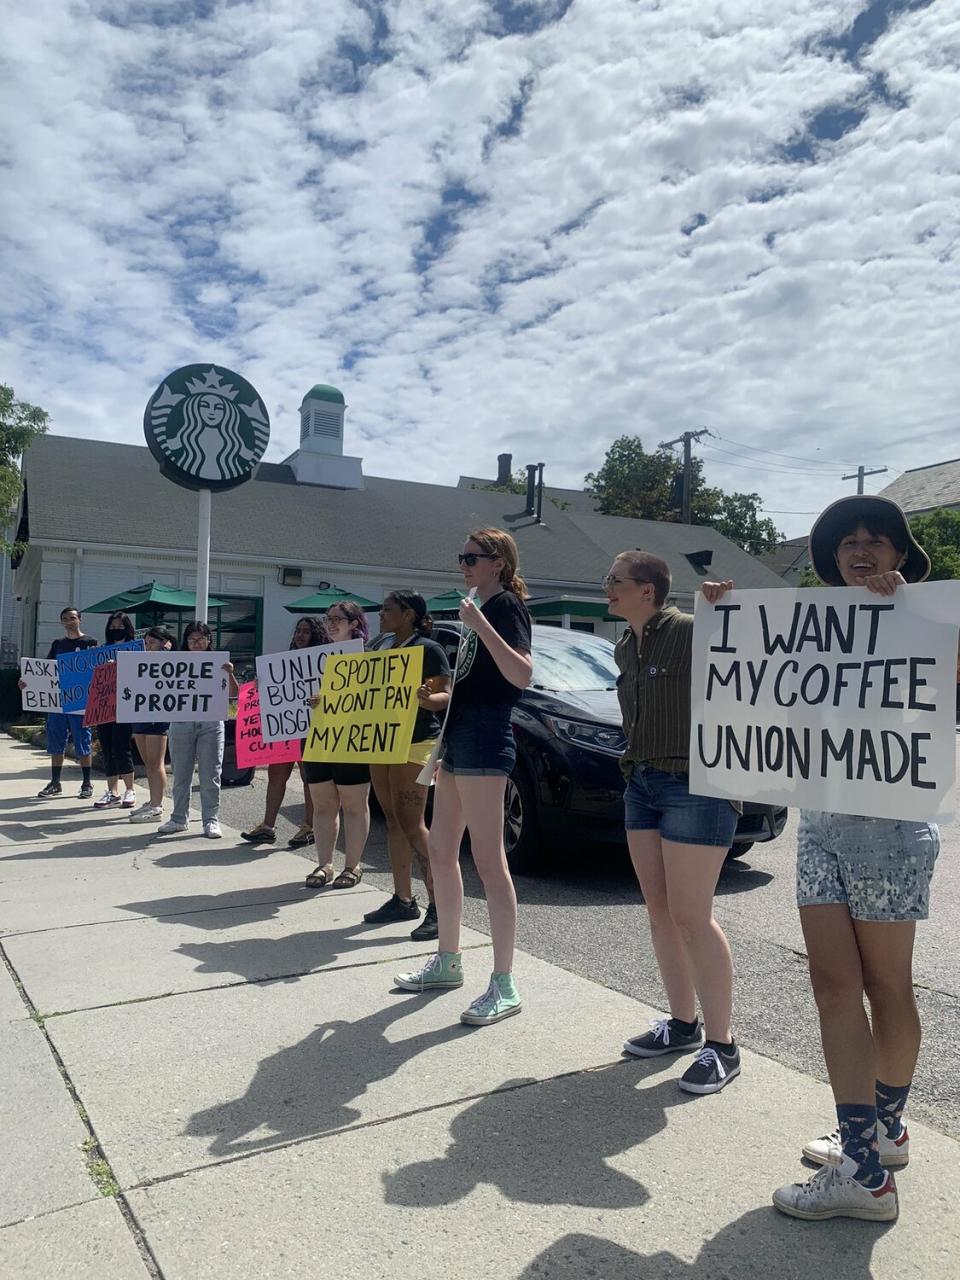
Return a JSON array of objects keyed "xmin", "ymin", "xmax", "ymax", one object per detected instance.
[
  {"xmin": 503, "ymin": 764, "xmax": 541, "ymax": 874},
  {"xmin": 726, "ymin": 841, "xmax": 752, "ymax": 861}
]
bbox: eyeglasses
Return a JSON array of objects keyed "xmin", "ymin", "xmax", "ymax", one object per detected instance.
[
  {"xmin": 602, "ymin": 574, "xmax": 648, "ymax": 590},
  {"xmin": 325, "ymin": 613, "xmax": 346, "ymax": 624},
  {"xmin": 458, "ymin": 553, "xmax": 495, "ymax": 566}
]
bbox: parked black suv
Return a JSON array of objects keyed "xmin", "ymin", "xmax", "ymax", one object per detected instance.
[{"xmin": 432, "ymin": 622, "xmax": 787, "ymax": 873}]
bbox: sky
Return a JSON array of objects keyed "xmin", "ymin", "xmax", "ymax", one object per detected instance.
[{"xmin": 1, "ymin": 0, "xmax": 958, "ymax": 539}]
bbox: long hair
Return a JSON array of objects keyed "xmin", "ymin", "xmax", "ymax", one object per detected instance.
[
  {"xmin": 331, "ymin": 600, "xmax": 369, "ymax": 642},
  {"xmin": 177, "ymin": 394, "xmax": 246, "ymax": 480},
  {"xmin": 105, "ymin": 611, "xmax": 136, "ymax": 641},
  {"xmin": 467, "ymin": 527, "xmax": 528, "ymax": 599},
  {"xmin": 386, "ymin": 590, "xmax": 433, "ymax": 637},
  {"xmin": 145, "ymin": 626, "xmax": 176, "ymax": 649},
  {"xmin": 290, "ymin": 616, "xmax": 329, "ymax": 649},
  {"xmin": 182, "ymin": 620, "xmax": 215, "ymax": 651}
]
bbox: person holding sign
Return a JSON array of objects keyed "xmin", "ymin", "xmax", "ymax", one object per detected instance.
[
  {"xmin": 607, "ymin": 551, "xmax": 742, "ymax": 1096},
  {"xmin": 92, "ymin": 612, "xmax": 138, "ymax": 810},
  {"xmin": 29, "ymin": 607, "xmax": 98, "ymax": 800},
  {"xmin": 240, "ymin": 616, "xmax": 329, "ymax": 848},
  {"xmin": 395, "ymin": 529, "xmax": 532, "ymax": 1027},
  {"xmin": 736, "ymin": 497, "xmax": 936, "ymax": 1223},
  {"xmin": 129, "ymin": 627, "xmax": 177, "ymax": 824},
  {"xmin": 363, "ymin": 591, "xmax": 451, "ymax": 940},
  {"xmin": 159, "ymin": 622, "xmax": 237, "ymax": 839},
  {"xmin": 301, "ymin": 601, "xmax": 372, "ymax": 888}
]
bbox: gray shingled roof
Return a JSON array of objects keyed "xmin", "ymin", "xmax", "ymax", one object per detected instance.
[
  {"xmin": 22, "ymin": 435, "xmax": 788, "ymax": 593},
  {"xmin": 757, "ymin": 536, "xmax": 811, "ymax": 583},
  {"xmin": 879, "ymin": 459, "xmax": 960, "ymax": 515}
]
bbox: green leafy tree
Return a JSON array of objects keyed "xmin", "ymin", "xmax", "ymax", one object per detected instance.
[
  {"xmin": 909, "ymin": 509, "xmax": 960, "ymax": 581},
  {"xmin": 474, "ymin": 468, "xmax": 529, "ymax": 496},
  {"xmin": 1, "ymin": 384, "xmax": 49, "ymax": 554},
  {"xmin": 584, "ymin": 434, "xmax": 782, "ymax": 553}
]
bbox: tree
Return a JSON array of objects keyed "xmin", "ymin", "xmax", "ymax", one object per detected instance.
[
  {"xmin": 584, "ymin": 434, "xmax": 783, "ymax": 553},
  {"xmin": 909, "ymin": 509, "xmax": 960, "ymax": 581},
  {"xmin": 1, "ymin": 384, "xmax": 49, "ymax": 554}
]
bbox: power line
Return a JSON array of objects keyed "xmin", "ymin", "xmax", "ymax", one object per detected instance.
[
  {"xmin": 711, "ymin": 431, "xmax": 866, "ymax": 471},
  {"xmin": 698, "ymin": 443, "xmax": 847, "ymax": 477}
]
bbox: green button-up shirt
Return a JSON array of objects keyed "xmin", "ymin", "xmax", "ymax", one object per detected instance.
[{"xmin": 614, "ymin": 606, "xmax": 693, "ymax": 778}]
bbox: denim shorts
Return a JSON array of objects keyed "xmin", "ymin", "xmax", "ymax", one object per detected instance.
[
  {"xmin": 45, "ymin": 713, "xmax": 92, "ymax": 758},
  {"xmin": 796, "ymin": 810, "xmax": 940, "ymax": 921},
  {"xmin": 441, "ymin": 705, "xmax": 516, "ymax": 777},
  {"xmin": 624, "ymin": 765, "xmax": 738, "ymax": 848}
]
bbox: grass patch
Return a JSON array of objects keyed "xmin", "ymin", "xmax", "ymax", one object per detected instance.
[{"xmin": 81, "ymin": 1138, "xmax": 119, "ymax": 1197}]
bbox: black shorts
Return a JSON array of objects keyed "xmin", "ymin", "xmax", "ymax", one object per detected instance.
[
  {"xmin": 132, "ymin": 722, "xmax": 170, "ymax": 736},
  {"xmin": 301, "ymin": 760, "xmax": 370, "ymax": 787}
]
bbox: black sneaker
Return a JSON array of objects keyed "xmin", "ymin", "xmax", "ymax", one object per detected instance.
[
  {"xmin": 410, "ymin": 902, "xmax": 438, "ymax": 941},
  {"xmin": 624, "ymin": 1017, "xmax": 703, "ymax": 1058},
  {"xmin": 678, "ymin": 1043, "xmax": 741, "ymax": 1094},
  {"xmin": 78, "ymin": 782, "xmax": 94, "ymax": 800},
  {"xmin": 363, "ymin": 894, "xmax": 420, "ymax": 925},
  {"xmin": 37, "ymin": 781, "xmax": 63, "ymax": 799}
]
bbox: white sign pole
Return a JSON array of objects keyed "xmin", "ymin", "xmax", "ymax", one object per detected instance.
[{"xmin": 196, "ymin": 487, "xmax": 212, "ymax": 625}]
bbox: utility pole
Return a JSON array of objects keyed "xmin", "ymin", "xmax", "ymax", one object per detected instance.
[
  {"xmin": 659, "ymin": 428, "xmax": 710, "ymax": 523},
  {"xmin": 842, "ymin": 465, "xmax": 888, "ymax": 494}
]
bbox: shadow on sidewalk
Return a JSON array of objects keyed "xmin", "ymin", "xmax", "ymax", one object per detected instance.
[
  {"xmin": 117, "ymin": 883, "xmax": 308, "ymax": 926},
  {"xmin": 184, "ymin": 997, "xmax": 472, "ymax": 1157},
  {"xmin": 516, "ymin": 1212, "xmax": 887, "ymax": 1279},
  {"xmin": 384, "ymin": 1061, "xmax": 688, "ymax": 1211}
]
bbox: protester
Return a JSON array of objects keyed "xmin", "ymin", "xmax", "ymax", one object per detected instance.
[
  {"xmin": 28, "ymin": 606, "xmax": 98, "ymax": 799},
  {"xmin": 129, "ymin": 626, "xmax": 177, "ymax": 824},
  {"xmin": 363, "ymin": 591, "xmax": 451, "ymax": 941},
  {"xmin": 240, "ymin": 616, "xmax": 328, "ymax": 848},
  {"xmin": 159, "ymin": 621, "xmax": 237, "ymax": 839},
  {"xmin": 735, "ymin": 496, "xmax": 936, "ymax": 1223},
  {"xmin": 301, "ymin": 601, "xmax": 371, "ymax": 888},
  {"xmin": 93, "ymin": 611, "xmax": 137, "ymax": 810},
  {"xmin": 607, "ymin": 551, "xmax": 741, "ymax": 1095},
  {"xmin": 394, "ymin": 529, "xmax": 532, "ymax": 1027}
]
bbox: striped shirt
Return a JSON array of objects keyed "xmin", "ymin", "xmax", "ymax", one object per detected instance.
[{"xmin": 615, "ymin": 606, "xmax": 693, "ymax": 777}]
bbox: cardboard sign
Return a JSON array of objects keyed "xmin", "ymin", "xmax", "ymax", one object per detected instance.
[
  {"xmin": 303, "ymin": 647, "xmax": 423, "ymax": 764},
  {"xmin": 115, "ymin": 650, "xmax": 230, "ymax": 723},
  {"xmin": 57, "ymin": 640, "xmax": 144, "ymax": 714},
  {"xmin": 19, "ymin": 657, "xmax": 62, "ymax": 713},
  {"xmin": 235, "ymin": 682, "xmax": 302, "ymax": 768},
  {"xmin": 82, "ymin": 663, "xmax": 118, "ymax": 727},
  {"xmin": 689, "ymin": 583, "xmax": 960, "ymax": 822},
  {"xmin": 255, "ymin": 640, "xmax": 363, "ymax": 743}
]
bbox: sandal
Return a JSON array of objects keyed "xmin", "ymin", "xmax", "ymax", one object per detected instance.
[
  {"xmin": 332, "ymin": 865, "xmax": 363, "ymax": 889},
  {"xmin": 304, "ymin": 863, "xmax": 334, "ymax": 889}
]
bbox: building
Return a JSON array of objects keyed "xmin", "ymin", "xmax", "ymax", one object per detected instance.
[
  {"xmin": 878, "ymin": 458, "xmax": 960, "ymax": 518},
  {"xmin": 756, "ymin": 536, "xmax": 811, "ymax": 585},
  {"xmin": 11, "ymin": 383, "xmax": 789, "ymax": 665}
]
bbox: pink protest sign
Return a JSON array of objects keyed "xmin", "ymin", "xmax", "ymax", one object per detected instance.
[{"xmin": 236, "ymin": 682, "xmax": 302, "ymax": 769}]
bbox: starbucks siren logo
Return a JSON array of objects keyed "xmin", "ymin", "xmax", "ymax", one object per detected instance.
[{"xmin": 144, "ymin": 364, "xmax": 270, "ymax": 493}]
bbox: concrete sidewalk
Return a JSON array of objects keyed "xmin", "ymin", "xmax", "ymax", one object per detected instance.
[{"xmin": 1, "ymin": 736, "xmax": 957, "ymax": 1279}]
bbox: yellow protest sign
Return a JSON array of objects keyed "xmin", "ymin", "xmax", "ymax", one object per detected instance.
[{"xmin": 302, "ymin": 647, "xmax": 424, "ymax": 764}]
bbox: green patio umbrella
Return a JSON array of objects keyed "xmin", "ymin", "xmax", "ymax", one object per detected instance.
[
  {"xmin": 425, "ymin": 589, "xmax": 467, "ymax": 613},
  {"xmin": 83, "ymin": 582, "xmax": 229, "ymax": 613},
  {"xmin": 283, "ymin": 586, "xmax": 380, "ymax": 614}
]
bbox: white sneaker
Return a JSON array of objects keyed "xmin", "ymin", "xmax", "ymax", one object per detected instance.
[
  {"xmin": 129, "ymin": 804, "xmax": 163, "ymax": 824},
  {"xmin": 93, "ymin": 790, "xmax": 121, "ymax": 809},
  {"xmin": 158, "ymin": 818, "xmax": 188, "ymax": 834},
  {"xmin": 803, "ymin": 1124, "xmax": 910, "ymax": 1169},
  {"xmin": 773, "ymin": 1153, "xmax": 898, "ymax": 1221},
  {"xmin": 121, "ymin": 789, "xmax": 137, "ymax": 809},
  {"xmin": 203, "ymin": 820, "xmax": 222, "ymax": 839}
]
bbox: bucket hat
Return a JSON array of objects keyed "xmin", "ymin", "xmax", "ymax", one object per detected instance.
[{"xmin": 808, "ymin": 495, "xmax": 930, "ymax": 586}]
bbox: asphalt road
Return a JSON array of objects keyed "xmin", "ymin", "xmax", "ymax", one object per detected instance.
[{"xmin": 217, "ymin": 738, "xmax": 960, "ymax": 1139}]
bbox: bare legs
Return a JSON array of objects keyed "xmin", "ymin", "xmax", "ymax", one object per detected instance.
[
  {"xmin": 133, "ymin": 734, "xmax": 168, "ymax": 808},
  {"xmin": 308, "ymin": 780, "xmax": 369, "ymax": 873},
  {"xmin": 429, "ymin": 771, "xmax": 516, "ymax": 972},
  {"xmin": 627, "ymin": 829, "xmax": 733, "ymax": 1042},
  {"xmin": 260, "ymin": 761, "xmax": 314, "ymax": 829},
  {"xmin": 370, "ymin": 762, "xmax": 434, "ymax": 903},
  {"xmin": 802, "ymin": 906, "xmax": 920, "ymax": 1102}
]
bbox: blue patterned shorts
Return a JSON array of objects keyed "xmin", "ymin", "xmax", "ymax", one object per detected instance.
[{"xmin": 796, "ymin": 810, "xmax": 940, "ymax": 922}]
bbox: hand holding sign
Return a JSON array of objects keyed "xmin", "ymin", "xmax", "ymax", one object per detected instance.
[{"xmin": 303, "ymin": 647, "xmax": 424, "ymax": 764}]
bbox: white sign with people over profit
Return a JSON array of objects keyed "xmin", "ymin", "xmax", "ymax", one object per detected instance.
[
  {"xmin": 114, "ymin": 651, "xmax": 231, "ymax": 723},
  {"xmin": 689, "ymin": 583, "xmax": 960, "ymax": 822},
  {"xmin": 255, "ymin": 640, "xmax": 364, "ymax": 743}
]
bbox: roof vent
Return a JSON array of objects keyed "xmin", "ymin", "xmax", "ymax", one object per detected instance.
[{"xmin": 686, "ymin": 549, "xmax": 714, "ymax": 574}]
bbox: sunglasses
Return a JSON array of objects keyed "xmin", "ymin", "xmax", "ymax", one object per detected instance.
[{"xmin": 458, "ymin": 552, "xmax": 495, "ymax": 566}]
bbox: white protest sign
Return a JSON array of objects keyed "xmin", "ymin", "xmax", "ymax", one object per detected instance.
[
  {"xmin": 255, "ymin": 639, "xmax": 363, "ymax": 743},
  {"xmin": 689, "ymin": 583, "xmax": 960, "ymax": 822},
  {"xmin": 114, "ymin": 650, "xmax": 230, "ymax": 723},
  {"xmin": 19, "ymin": 657, "xmax": 62, "ymax": 713}
]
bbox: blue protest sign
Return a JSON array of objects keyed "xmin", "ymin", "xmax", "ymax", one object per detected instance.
[{"xmin": 57, "ymin": 640, "xmax": 145, "ymax": 714}]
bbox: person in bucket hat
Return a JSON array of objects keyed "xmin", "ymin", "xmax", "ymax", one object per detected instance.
[{"xmin": 807, "ymin": 494, "xmax": 931, "ymax": 588}]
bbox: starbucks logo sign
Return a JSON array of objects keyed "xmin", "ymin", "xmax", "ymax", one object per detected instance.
[{"xmin": 144, "ymin": 364, "xmax": 270, "ymax": 492}]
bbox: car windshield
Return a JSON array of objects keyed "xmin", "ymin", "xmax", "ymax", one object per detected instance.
[{"xmin": 531, "ymin": 630, "xmax": 620, "ymax": 691}]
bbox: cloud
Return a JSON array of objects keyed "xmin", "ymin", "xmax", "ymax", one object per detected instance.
[{"xmin": 1, "ymin": 0, "xmax": 958, "ymax": 536}]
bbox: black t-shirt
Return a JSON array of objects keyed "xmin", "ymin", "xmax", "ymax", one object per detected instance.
[
  {"xmin": 47, "ymin": 635, "xmax": 98, "ymax": 660},
  {"xmin": 453, "ymin": 591, "xmax": 532, "ymax": 709},
  {"xmin": 370, "ymin": 633, "xmax": 452, "ymax": 741}
]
